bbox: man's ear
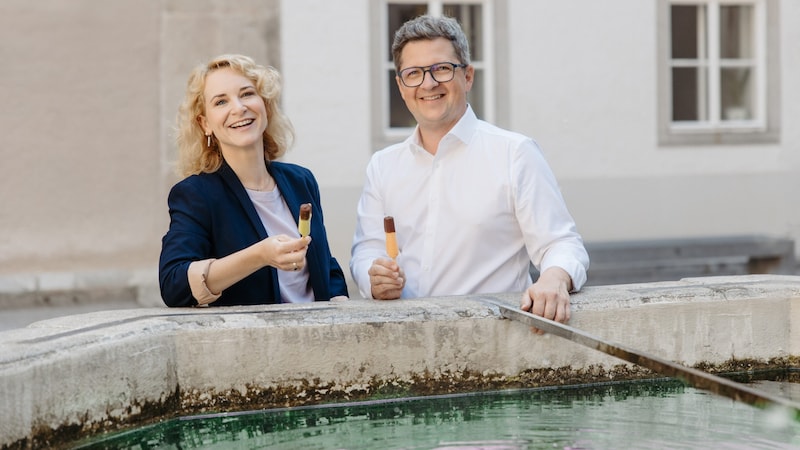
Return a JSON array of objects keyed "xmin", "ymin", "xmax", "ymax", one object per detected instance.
[
  {"xmin": 464, "ymin": 64, "xmax": 475, "ymax": 92},
  {"xmin": 395, "ymin": 75, "xmax": 409, "ymax": 102}
]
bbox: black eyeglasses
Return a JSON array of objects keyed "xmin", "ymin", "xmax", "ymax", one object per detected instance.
[{"xmin": 397, "ymin": 62, "xmax": 468, "ymax": 87}]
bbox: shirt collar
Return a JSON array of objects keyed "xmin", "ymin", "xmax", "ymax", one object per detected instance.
[
  {"xmin": 448, "ymin": 104, "xmax": 478, "ymax": 145},
  {"xmin": 406, "ymin": 104, "xmax": 477, "ymax": 153}
]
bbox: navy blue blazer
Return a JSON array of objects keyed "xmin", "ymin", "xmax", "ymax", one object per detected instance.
[{"xmin": 159, "ymin": 160, "xmax": 348, "ymax": 307}]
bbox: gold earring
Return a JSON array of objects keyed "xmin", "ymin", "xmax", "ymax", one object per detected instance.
[{"xmin": 206, "ymin": 134, "xmax": 211, "ymax": 148}]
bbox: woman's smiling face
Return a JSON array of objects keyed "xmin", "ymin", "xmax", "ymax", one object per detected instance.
[{"xmin": 199, "ymin": 67, "xmax": 268, "ymax": 151}]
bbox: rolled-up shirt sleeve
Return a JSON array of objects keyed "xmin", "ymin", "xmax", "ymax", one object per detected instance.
[{"xmin": 187, "ymin": 258, "xmax": 222, "ymax": 305}]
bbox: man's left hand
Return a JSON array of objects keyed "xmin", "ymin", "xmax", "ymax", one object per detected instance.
[{"xmin": 519, "ymin": 267, "xmax": 573, "ymax": 334}]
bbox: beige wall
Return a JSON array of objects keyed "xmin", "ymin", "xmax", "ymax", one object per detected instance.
[
  {"xmin": 0, "ymin": 0, "xmax": 281, "ymax": 275},
  {"xmin": 2, "ymin": 1, "xmax": 160, "ymax": 272}
]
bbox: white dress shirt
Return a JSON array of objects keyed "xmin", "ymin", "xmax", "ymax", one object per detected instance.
[{"xmin": 350, "ymin": 106, "xmax": 589, "ymax": 299}]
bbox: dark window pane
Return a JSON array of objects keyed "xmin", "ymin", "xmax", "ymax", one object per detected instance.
[
  {"xmin": 720, "ymin": 5, "xmax": 754, "ymax": 59},
  {"xmin": 671, "ymin": 5, "xmax": 704, "ymax": 59},
  {"xmin": 388, "ymin": 4, "xmax": 427, "ymax": 64},
  {"xmin": 672, "ymin": 67, "xmax": 707, "ymax": 121},
  {"xmin": 443, "ymin": 4, "xmax": 483, "ymax": 61},
  {"xmin": 388, "ymin": 71, "xmax": 416, "ymax": 128}
]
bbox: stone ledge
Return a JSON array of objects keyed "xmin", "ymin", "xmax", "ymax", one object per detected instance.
[
  {"xmin": 0, "ymin": 275, "xmax": 798, "ymax": 448},
  {"xmin": 0, "ymin": 267, "xmax": 161, "ymax": 309}
]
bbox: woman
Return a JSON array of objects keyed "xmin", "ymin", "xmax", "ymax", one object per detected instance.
[{"xmin": 159, "ymin": 54, "xmax": 348, "ymax": 307}]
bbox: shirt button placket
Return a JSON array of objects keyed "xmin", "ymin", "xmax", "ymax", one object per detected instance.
[{"xmin": 420, "ymin": 158, "xmax": 440, "ymax": 292}]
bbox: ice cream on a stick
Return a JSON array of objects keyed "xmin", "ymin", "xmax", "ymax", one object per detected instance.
[
  {"xmin": 384, "ymin": 216, "xmax": 398, "ymax": 259},
  {"xmin": 298, "ymin": 203, "xmax": 312, "ymax": 237}
]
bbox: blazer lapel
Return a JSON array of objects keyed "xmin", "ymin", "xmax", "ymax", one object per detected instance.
[
  {"xmin": 218, "ymin": 162, "xmax": 268, "ymax": 239},
  {"xmin": 270, "ymin": 163, "xmax": 327, "ymax": 300},
  {"xmin": 270, "ymin": 164, "xmax": 300, "ymax": 223},
  {"xmin": 218, "ymin": 161, "xmax": 282, "ymax": 301}
]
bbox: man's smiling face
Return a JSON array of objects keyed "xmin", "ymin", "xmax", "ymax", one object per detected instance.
[{"xmin": 396, "ymin": 37, "xmax": 473, "ymax": 136}]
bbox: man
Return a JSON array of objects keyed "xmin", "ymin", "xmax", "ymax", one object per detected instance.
[{"xmin": 350, "ymin": 15, "xmax": 589, "ymax": 327}]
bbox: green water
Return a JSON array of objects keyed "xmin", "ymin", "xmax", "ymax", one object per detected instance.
[{"xmin": 75, "ymin": 378, "xmax": 800, "ymax": 449}]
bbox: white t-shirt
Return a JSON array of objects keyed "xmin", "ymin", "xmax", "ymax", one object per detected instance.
[{"xmin": 246, "ymin": 188, "xmax": 314, "ymax": 303}]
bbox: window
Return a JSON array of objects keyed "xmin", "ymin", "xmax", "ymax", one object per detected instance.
[
  {"xmin": 378, "ymin": 1, "xmax": 494, "ymax": 141},
  {"xmin": 658, "ymin": 0, "xmax": 779, "ymax": 145}
]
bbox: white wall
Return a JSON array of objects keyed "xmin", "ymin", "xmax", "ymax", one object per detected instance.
[
  {"xmin": 508, "ymin": 0, "xmax": 800, "ymax": 245},
  {"xmin": 281, "ymin": 0, "xmax": 373, "ymax": 294}
]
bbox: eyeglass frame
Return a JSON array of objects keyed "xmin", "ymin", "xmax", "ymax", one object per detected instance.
[{"xmin": 396, "ymin": 62, "xmax": 468, "ymax": 88}]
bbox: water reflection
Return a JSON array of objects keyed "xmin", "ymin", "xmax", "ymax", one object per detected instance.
[{"xmin": 74, "ymin": 375, "xmax": 800, "ymax": 449}]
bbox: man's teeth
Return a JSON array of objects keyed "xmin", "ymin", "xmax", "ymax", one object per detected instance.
[
  {"xmin": 230, "ymin": 119, "xmax": 254, "ymax": 128},
  {"xmin": 422, "ymin": 95, "xmax": 442, "ymax": 100}
]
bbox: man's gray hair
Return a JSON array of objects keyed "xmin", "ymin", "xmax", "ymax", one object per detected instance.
[{"xmin": 391, "ymin": 15, "xmax": 471, "ymax": 71}]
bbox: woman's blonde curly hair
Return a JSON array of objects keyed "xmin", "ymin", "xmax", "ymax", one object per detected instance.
[{"xmin": 175, "ymin": 54, "xmax": 294, "ymax": 177}]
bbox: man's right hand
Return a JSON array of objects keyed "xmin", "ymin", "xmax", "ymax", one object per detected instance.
[{"xmin": 368, "ymin": 258, "xmax": 405, "ymax": 300}]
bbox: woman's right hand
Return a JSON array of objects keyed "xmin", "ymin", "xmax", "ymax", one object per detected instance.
[{"xmin": 258, "ymin": 235, "xmax": 311, "ymax": 272}]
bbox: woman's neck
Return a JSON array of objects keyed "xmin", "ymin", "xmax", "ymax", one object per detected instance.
[{"xmin": 221, "ymin": 144, "xmax": 274, "ymax": 191}]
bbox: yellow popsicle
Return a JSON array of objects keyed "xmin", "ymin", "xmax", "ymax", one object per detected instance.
[
  {"xmin": 384, "ymin": 216, "xmax": 398, "ymax": 259},
  {"xmin": 298, "ymin": 203, "xmax": 312, "ymax": 237}
]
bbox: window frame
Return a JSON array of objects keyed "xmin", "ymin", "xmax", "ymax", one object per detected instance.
[
  {"xmin": 657, "ymin": 0, "xmax": 780, "ymax": 146},
  {"xmin": 373, "ymin": 0, "xmax": 497, "ymax": 148}
]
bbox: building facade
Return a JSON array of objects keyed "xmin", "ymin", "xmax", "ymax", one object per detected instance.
[{"xmin": 1, "ymin": 0, "xmax": 797, "ymax": 298}]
